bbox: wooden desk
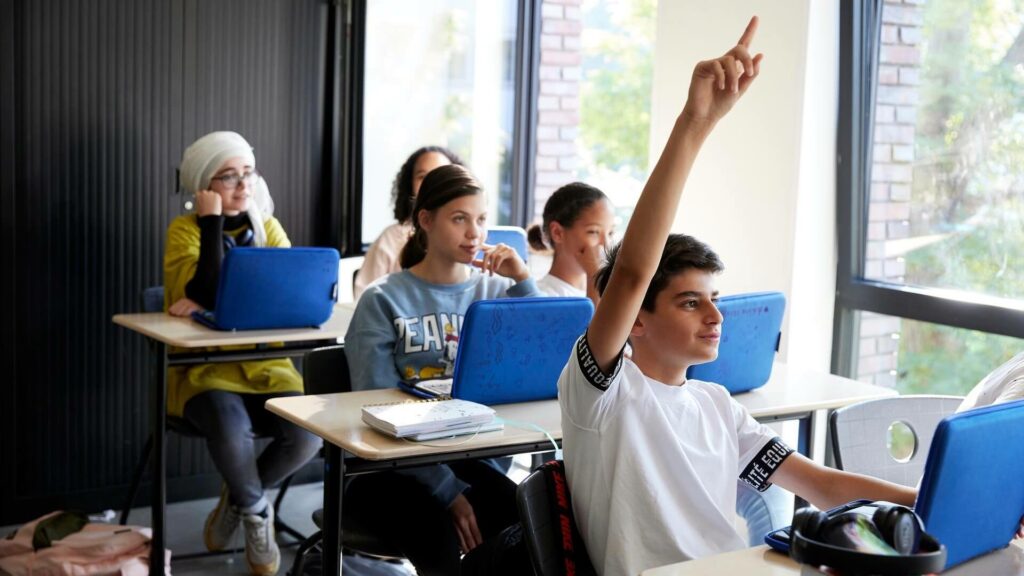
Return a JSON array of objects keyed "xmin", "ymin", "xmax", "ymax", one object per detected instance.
[
  {"xmin": 641, "ymin": 542, "xmax": 1024, "ymax": 576},
  {"xmin": 266, "ymin": 363, "xmax": 896, "ymax": 576},
  {"xmin": 739, "ymin": 362, "xmax": 898, "ymax": 458},
  {"xmin": 112, "ymin": 303, "xmax": 354, "ymax": 574}
]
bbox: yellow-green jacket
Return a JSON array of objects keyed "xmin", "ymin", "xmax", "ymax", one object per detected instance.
[{"xmin": 162, "ymin": 214, "xmax": 303, "ymax": 417}]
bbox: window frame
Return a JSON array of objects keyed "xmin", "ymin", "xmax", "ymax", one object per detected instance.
[
  {"xmin": 832, "ymin": 0, "xmax": 1024, "ymax": 377},
  {"xmin": 335, "ymin": 0, "xmax": 541, "ymax": 256}
]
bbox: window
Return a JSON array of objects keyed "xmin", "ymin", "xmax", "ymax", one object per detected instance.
[
  {"xmin": 835, "ymin": 0, "xmax": 1024, "ymax": 389},
  {"xmin": 533, "ymin": 0, "xmax": 657, "ymax": 228},
  {"xmin": 864, "ymin": 0, "xmax": 1024, "ymax": 300},
  {"xmin": 852, "ymin": 311, "xmax": 1024, "ymax": 394},
  {"xmin": 361, "ymin": 0, "xmax": 521, "ymax": 245}
]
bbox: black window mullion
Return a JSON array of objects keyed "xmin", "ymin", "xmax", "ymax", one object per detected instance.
[
  {"xmin": 833, "ymin": 0, "xmax": 885, "ymax": 375},
  {"xmin": 509, "ymin": 0, "xmax": 541, "ymax": 228},
  {"xmin": 839, "ymin": 281, "xmax": 1024, "ymax": 340}
]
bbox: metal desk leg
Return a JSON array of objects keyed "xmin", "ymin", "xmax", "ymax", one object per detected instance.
[
  {"xmin": 794, "ymin": 412, "xmax": 816, "ymax": 511},
  {"xmin": 150, "ymin": 343, "xmax": 167, "ymax": 575},
  {"xmin": 323, "ymin": 444, "xmax": 344, "ymax": 576},
  {"xmin": 797, "ymin": 414, "xmax": 813, "ymax": 458}
]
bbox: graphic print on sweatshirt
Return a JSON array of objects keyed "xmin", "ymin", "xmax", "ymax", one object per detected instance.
[{"xmin": 395, "ymin": 312, "xmax": 464, "ymax": 380}]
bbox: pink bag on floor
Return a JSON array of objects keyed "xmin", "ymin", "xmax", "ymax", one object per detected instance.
[{"xmin": 0, "ymin": 512, "xmax": 170, "ymax": 576}]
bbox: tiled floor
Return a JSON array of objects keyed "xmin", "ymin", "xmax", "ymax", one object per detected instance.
[
  {"xmin": 0, "ymin": 482, "xmax": 412, "ymax": 576},
  {"xmin": 2, "ymin": 456, "xmax": 537, "ymax": 576}
]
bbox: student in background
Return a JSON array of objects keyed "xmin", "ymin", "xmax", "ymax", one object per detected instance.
[
  {"xmin": 344, "ymin": 164, "xmax": 541, "ymax": 575},
  {"xmin": 164, "ymin": 131, "xmax": 321, "ymax": 576},
  {"xmin": 956, "ymin": 350, "xmax": 1024, "ymax": 413},
  {"xmin": 558, "ymin": 19, "xmax": 917, "ymax": 576},
  {"xmin": 354, "ymin": 146, "xmax": 464, "ymax": 300},
  {"xmin": 527, "ymin": 182, "xmax": 615, "ymax": 303}
]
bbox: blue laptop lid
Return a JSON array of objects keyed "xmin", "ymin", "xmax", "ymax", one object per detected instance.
[
  {"xmin": 686, "ymin": 291, "xmax": 785, "ymax": 394},
  {"xmin": 915, "ymin": 398, "xmax": 1024, "ymax": 569},
  {"xmin": 208, "ymin": 247, "xmax": 340, "ymax": 330},
  {"xmin": 451, "ymin": 297, "xmax": 594, "ymax": 405},
  {"xmin": 478, "ymin": 226, "xmax": 529, "ymax": 262}
]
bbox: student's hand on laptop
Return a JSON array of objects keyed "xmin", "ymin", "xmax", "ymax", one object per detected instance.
[
  {"xmin": 473, "ymin": 243, "xmax": 530, "ymax": 282},
  {"xmin": 449, "ymin": 493, "xmax": 483, "ymax": 553},
  {"xmin": 168, "ymin": 297, "xmax": 203, "ymax": 317},
  {"xmin": 194, "ymin": 189, "xmax": 222, "ymax": 216},
  {"xmin": 681, "ymin": 15, "xmax": 763, "ymax": 131}
]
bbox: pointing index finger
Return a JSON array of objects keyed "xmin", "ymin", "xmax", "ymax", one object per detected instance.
[{"xmin": 738, "ymin": 15, "xmax": 759, "ymax": 48}]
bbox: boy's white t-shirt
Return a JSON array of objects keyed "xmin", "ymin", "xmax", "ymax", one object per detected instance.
[
  {"xmin": 558, "ymin": 333, "xmax": 793, "ymax": 576},
  {"xmin": 537, "ymin": 273, "xmax": 585, "ymax": 297}
]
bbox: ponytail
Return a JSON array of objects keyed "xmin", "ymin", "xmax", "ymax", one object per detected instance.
[
  {"xmin": 400, "ymin": 228, "xmax": 429, "ymax": 269},
  {"xmin": 527, "ymin": 223, "xmax": 549, "ymax": 251}
]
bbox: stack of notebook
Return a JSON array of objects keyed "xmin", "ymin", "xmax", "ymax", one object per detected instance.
[{"xmin": 361, "ymin": 398, "xmax": 502, "ymax": 440}]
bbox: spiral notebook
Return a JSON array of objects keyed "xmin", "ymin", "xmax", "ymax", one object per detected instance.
[{"xmin": 361, "ymin": 397, "xmax": 497, "ymax": 439}]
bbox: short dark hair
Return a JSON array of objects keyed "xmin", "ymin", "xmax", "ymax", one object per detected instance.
[
  {"xmin": 392, "ymin": 146, "xmax": 465, "ymax": 223},
  {"xmin": 399, "ymin": 164, "xmax": 483, "ymax": 269},
  {"xmin": 594, "ymin": 234, "xmax": 724, "ymax": 312}
]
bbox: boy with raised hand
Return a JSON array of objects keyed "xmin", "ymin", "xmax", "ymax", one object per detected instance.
[{"xmin": 557, "ymin": 17, "xmax": 916, "ymax": 576}]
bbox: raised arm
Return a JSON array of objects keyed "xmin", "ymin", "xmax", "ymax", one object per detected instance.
[{"xmin": 586, "ymin": 16, "xmax": 764, "ymax": 371}]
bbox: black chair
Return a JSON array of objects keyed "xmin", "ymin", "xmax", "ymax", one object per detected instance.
[
  {"xmin": 516, "ymin": 460, "xmax": 596, "ymax": 576},
  {"xmin": 121, "ymin": 285, "xmax": 304, "ymax": 557},
  {"xmin": 289, "ymin": 345, "xmax": 406, "ymax": 576}
]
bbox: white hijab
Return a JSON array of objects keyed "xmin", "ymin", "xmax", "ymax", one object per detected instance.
[{"xmin": 179, "ymin": 131, "xmax": 275, "ymax": 247}]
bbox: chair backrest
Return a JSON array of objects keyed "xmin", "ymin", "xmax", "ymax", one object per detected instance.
[
  {"xmin": 337, "ymin": 256, "xmax": 365, "ymax": 303},
  {"xmin": 516, "ymin": 460, "xmax": 596, "ymax": 576},
  {"xmin": 303, "ymin": 345, "xmax": 350, "ymax": 395},
  {"xmin": 142, "ymin": 286, "xmax": 164, "ymax": 313},
  {"xmin": 829, "ymin": 395, "xmax": 964, "ymax": 486},
  {"xmin": 482, "ymin": 226, "xmax": 529, "ymax": 262}
]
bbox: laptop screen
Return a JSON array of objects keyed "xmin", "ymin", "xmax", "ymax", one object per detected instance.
[
  {"xmin": 914, "ymin": 398, "xmax": 1024, "ymax": 569},
  {"xmin": 208, "ymin": 247, "xmax": 340, "ymax": 330},
  {"xmin": 449, "ymin": 297, "xmax": 594, "ymax": 405}
]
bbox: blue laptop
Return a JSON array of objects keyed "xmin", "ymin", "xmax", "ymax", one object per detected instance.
[
  {"xmin": 477, "ymin": 226, "xmax": 529, "ymax": 262},
  {"xmin": 766, "ymin": 399, "xmax": 1024, "ymax": 570},
  {"xmin": 686, "ymin": 291, "xmax": 785, "ymax": 394},
  {"xmin": 400, "ymin": 297, "xmax": 594, "ymax": 405},
  {"xmin": 192, "ymin": 247, "xmax": 340, "ymax": 331}
]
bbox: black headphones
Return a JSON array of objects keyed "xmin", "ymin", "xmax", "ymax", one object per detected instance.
[
  {"xmin": 222, "ymin": 228, "xmax": 254, "ymax": 252},
  {"xmin": 789, "ymin": 503, "xmax": 947, "ymax": 575}
]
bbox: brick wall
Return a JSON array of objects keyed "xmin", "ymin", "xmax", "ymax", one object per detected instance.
[
  {"xmin": 858, "ymin": 0, "xmax": 923, "ymax": 387},
  {"xmin": 534, "ymin": 0, "xmax": 582, "ymax": 222}
]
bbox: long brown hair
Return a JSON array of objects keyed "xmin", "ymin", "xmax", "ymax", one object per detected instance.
[
  {"xmin": 391, "ymin": 146, "xmax": 465, "ymax": 223},
  {"xmin": 399, "ymin": 164, "xmax": 484, "ymax": 269}
]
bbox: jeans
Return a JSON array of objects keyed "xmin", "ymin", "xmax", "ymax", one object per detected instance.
[
  {"xmin": 735, "ymin": 481, "xmax": 791, "ymax": 546},
  {"xmin": 183, "ymin": 390, "xmax": 323, "ymax": 510}
]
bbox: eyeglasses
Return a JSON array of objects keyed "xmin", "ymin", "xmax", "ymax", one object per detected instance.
[{"xmin": 210, "ymin": 170, "xmax": 260, "ymax": 189}]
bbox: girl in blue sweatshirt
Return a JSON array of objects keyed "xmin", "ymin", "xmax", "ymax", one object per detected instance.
[{"xmin": 344, "ymin": 164, "xmax": 541, "ymax": 575}]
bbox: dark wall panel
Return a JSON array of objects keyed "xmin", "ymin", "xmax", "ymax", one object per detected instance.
[{"xmin": 0, "ymin": 0, "xmax": 329, "ymax": 523}]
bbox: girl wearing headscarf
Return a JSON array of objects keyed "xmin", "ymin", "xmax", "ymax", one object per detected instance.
[{"xmin": 164, "ymin": 131, "xmax": 320, "ymax": 576}]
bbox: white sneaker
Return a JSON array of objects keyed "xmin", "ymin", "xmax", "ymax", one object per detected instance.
[
  {"xmin": 203, "ymin": 485, "xmax": 241, "ymax": 552},
  {"xmin": 242, "ymin": 504, "xmax": 280, "ymax": 576}
]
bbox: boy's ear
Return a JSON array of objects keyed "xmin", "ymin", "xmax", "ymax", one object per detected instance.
[
  {"xmin": 629, "ymin": 315, "xmax": 646, "ymax": 339},
  {"xmin": 549, "ymin": 221, "xmax": 565, "ymax": 244}
]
